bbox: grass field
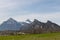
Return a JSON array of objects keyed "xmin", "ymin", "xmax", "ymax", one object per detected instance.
[{"xmin": 0, "ymin": 32, "xmax": 60, "ymax": 40}]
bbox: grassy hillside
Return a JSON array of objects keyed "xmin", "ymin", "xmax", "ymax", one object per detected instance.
[{"xmin": 0, "ymin": 32, "xmax": 60, "ymax": 40}]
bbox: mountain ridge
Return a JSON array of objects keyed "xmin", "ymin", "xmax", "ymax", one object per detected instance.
[{"xmin": 0, "ymin": 18, "xmax": 60, "ymax": 34}]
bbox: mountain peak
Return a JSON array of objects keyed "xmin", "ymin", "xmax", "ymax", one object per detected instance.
[
  {"xmin": 7, "ymin": 18, "xmax": 15, "ymax": 21},
  {"xmin": 34, "ymin": 19, "xmax": 41, "ymax": 23},
  {"xmin": 0, "ymin": 18, "xmax": 21, "ymax": 31},
  {"xmin": 32, "ymin": 19, "xmax": 43, "ymax": 25},
  {"xmin": 5, "ymin": 18, "xmax": 17, "ymax": 24},
  {"xmin": 26, "ymin": 19, "xmax": 32, "ymax": 23},
  {"xmin": 34, "ymin": 19, "xmax": 39, "ymax": 22},
  {"xmin": 47, "ymin": 20, "xmax": 52, "ymax": 23}
]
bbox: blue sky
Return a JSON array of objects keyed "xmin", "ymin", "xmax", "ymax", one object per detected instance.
[{"xmin": 0, "ymin": 0, "xmax": 60, "ymax": 25}]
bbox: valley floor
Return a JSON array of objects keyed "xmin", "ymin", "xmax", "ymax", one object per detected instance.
[{"xmin": 0, "ymin": 32, "xmax": 60, "ymax": 40}]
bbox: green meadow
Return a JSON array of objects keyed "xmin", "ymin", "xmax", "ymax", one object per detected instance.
[{"xmin": 0, "ymin": 32, "xmax": 60, "ymax": 40}]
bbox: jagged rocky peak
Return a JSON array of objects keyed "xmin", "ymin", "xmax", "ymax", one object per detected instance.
[
  {"xmin": 7, "ymin": 18, "xmax": 15, "ymax": 21},
  {"xmin": 5, "ymin": 18, "xmax": 17, "ymax": 24},
  {"xmin": 47, "ymin": 20, "xmax": 53, "ymax": 24},
  {"xmin": 31, "ymin": 19, "xmax": 43, "ymax": 25},
  {"xmin": 34, "ymin": 19, "xmax": 39, "ymax": 22},
  {"xmin": 0, "ymin": 18, "xmax": 21, "ymax": 31},
  {"xmin": 26, "ymin": 19, "xmax": 31, "ymax": 22},
  {"xmin": 33, "ymin": 19, "xmax": 42, "ymax": 23},
  {"xmin": 26, "ymin": 19, "xmax": 32, "ymax": 23}
]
